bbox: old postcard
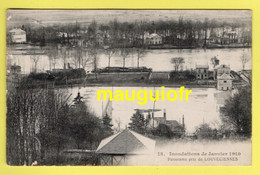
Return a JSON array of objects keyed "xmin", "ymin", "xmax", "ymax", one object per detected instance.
[{"xmin": 6, "ymin": 10, "xmax": 251, "ymax": 166}]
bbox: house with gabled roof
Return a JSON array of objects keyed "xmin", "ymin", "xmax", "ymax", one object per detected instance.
[
  {"xmin": 214, "ymin": 64, "xmax": 231, "ymax": 80},
  {"xmin": 217, "ymin": 73, "xmax": 234, "ymax": 91}
]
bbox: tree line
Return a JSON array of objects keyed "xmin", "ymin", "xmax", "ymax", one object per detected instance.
[{"xmin": 8, "ymin": 16, "xmax": 252, "ymax": 48}]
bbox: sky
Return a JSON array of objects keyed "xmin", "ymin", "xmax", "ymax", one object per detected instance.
[{"xmin": 7, "ymin": 10, "xmax": 251, "ymax": 26}]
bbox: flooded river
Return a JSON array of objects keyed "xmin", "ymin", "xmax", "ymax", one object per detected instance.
[
  {"xmin": 7, "ymin": 47, "xmax": 251, "ymax": 74},
  {"xmin": 7, "ymin": 46, "xmax": 247, "ymax": 132},
  {"xmin": 64, "ymin": 86, "xmax": 233, "ymax": 133}
]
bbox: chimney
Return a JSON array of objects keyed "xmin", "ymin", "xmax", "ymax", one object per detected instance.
[
  {"xmin": 152, "ymin": 112, "xmax": 154, "ymax": 128},
  {"xmin": 163, "ymin": 109, "xmax": 166, "ymax": 120},
  {"xmin": 182, "ymin": 115, "xmax": 185, "ymax": 128}
]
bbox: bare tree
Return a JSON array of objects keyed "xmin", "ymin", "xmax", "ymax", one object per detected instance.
[
  {"xmin": 47, "ymin": 47, "xmax": 59, "ymax": 70},
  {"xmin": 80, "ymin": 49, "xmax": 92, "ymax": 70},
  {"xmin": 73, "ymin": 46, "xmax": 82, "ymax": 69},
  {"xmin": 171, "ymin": 57, "xmax": 185, "ymax": 71},
  {"xmin": 135, "ymin": 47, "xmax": 146, "ymax": 68},
  {"xmin": 30, "ymin": 54, "xmax": 41, "ymax": 72},
  {"xmin": 240, "ymin": 51, "xmax": 250, "ymax": 70},
  {"xmin": 60, "ymin": 47, "xmax": 69, "ymax": 69},
  {"xmin": 104, "ymin": 47, "xmax": 116, "ymax": 68},
  {"xmin": 211, "ymin": 56, "xmax": 220, "ymax": 69},
  {"xmin": 89, "ymin": 48, "xmax": 99, "ymax": 80},
  {"xmin": 85, "ymin": 21, "xmax": 100, "ymax": 79},
  {"xmin": 120, "ymin": 47, "xmax": 131, "ymax": 68},
  {"xmin": 7, "ymin": 87, "xmax": 71, "ymax": 165},
  {"xmin": 114, "ymin": 118, "xmax": 122, "ymax": 133},
  {"xmin": 203, "ymin": 18, "xmax": 209, "ymax": 47}
]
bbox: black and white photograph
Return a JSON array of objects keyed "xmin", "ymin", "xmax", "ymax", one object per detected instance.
[{"xmin": 6, "ymin": 10, "xmax": 252, "ymax": 166}]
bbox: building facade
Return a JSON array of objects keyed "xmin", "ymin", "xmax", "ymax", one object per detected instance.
[
  {"xmin": 217, "ymin": 73, "xmax": 233, "ymax": 91},
  {"xmin": 214, "ymin": 64, "xmax": 231, "ymax": 80},
  {"xmin": 145, "ymin": 33, "xmax": 162, "ymax": 45},
  {"xmin": 9, "ymin": 28, "xmax": 26, "ymax": 43},
  {"xmin": 196, "ymin": 65, "xmax": 209, "ymax": 80}
]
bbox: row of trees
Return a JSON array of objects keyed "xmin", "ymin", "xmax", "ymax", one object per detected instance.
[
  {"xmin": 13, "ymin": 18, "xmax": 251, "ymax": 75},
  {"xmin": 34, "ymin": 44, "xmax": 146, "ymax": 75},
  {"xmin": 7, "ymin": 85, "xmax": 113, "ymax": 165},
  {"xmin": 10, "ymin": 16, "xmax": 251, "ymax": 48},
  {"xmin": 26, "ymin": 20, "xmax": 148, "ymax": 79}
]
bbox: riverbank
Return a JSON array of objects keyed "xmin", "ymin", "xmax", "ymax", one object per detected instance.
[
  {"xmin": 12, "ymin": 71, "xmax": 248, "ymax": 90},
  {"xmin": 147, "ymin": 44, "xmax": 251, "ymax": 50},
  {"xmin": 13, "ymin": 77, "xmax": 218, "ymax": 90},
  {"xmin": 8, "ymin": 43, "xmax": 252, "ymax": 51}
]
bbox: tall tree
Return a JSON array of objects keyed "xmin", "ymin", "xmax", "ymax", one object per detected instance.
[
  {"xmin": 240, "ymin": 51, "xmax": 250, "ymax": 70},
  {"xmin": 68, "ymin": 92, "xmax": 103, "ymax": 149},
  {"xmin": 30, "ymin": 54, "xmax": 41, "ymax": 73},
  {"xmin": 202, "ymin": 18, "xmax": 209, "ymax": 47},
  {"xmin": 47, "ymin": 46, "xmax": 58, "ymax": 70},
  {"xmin": 87, "ymin": 20, "xmax": 99, "ymax": 80},
  {"xmin": 211, "ymin": 56, "xmax": 220, "ymax": 69},
  {"xmin": 120, "ymin": 47, "xmax": 131, "ymax": 68},
  {"xmin": 171, "ymin": 57, "xmax": 185, "ymax": 71},
  {"xmin": 220, "ymin": 86, "xmax": 252, "ymax": 138},
  {"xmin": 128, "ymin": 111, "xmax": 147, "ymax": 134},
  {"xmin": 135, "ymin": 47, "xmax": 147, "ymax": 68},
  {"xmin": 6, "ymin": 87, "xmax": 71, "ymax": 165},
  {"xmin": 104, "ymin": 47, "xmax": 116, "ymax": 68},
  {"xmin": 102, "ymin": 113, "xmax": 113, "ymax": 138}
]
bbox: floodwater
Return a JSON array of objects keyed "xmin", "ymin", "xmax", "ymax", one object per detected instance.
[
  {"xmin": 7, "ymin": 47, "xmax": 251, "ymax": 74},
  {"xmin": 7, "ymin": 46, "xmax": 248, "ymax": 132},
  {"xmin": 64, "ymin": 86, "xmax": 233, "ymax": 133}
]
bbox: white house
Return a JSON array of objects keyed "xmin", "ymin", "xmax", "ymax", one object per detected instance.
[
  {"xmin": 145, "ymin": 33, "xmax": 162, "ymax": 45},
  {"xmin": 214, "ymin": 64, "xmax": 231, "ymax": 80},
  {"xmin": 9, "ymin": 28, "xmax": 26, "ymax": 43},
  {"xmin": 217, "ymin": 73, "xmax": 233, "ymax": 91}
]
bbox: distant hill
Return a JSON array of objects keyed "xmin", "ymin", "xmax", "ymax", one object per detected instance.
[{"xmin": 7, "ymin": 10, "xmax": 251, "ymax": 28}]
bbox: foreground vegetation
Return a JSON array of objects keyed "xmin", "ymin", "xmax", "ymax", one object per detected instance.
[{"xmin": 7, "ymin": 83, "xmax": 113, "ymax": 165}]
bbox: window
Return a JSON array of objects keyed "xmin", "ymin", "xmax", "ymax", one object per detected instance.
[{"xmin": 223, "ymin": 80, "xmax": 227, "ymax": 83}]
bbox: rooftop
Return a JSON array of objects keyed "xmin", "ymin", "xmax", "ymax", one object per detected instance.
[
  {"xmin": 215, "ymin": 64, "xmax": 230, "ymax": 69},
  {"xmin": 9, "ymin": 28, "xmax": 26, "ymax": 34},
  {"xmin": 217, "ymin": 73, "xmax": 234, "ymax": 80},
  {"xmin": 196, "ymin": 65, "xmax": 209, "ymax": 69},
  {"xmin": 96, "ymin": 129, "xmax": 155, "ymax": 155},
  {"xmin": 148, "ymin": 33, "xmax": 161, "ymax": 38}
]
